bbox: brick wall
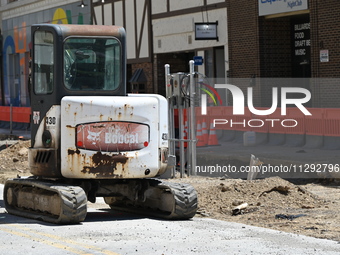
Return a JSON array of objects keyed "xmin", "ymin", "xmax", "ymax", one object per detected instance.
[
  {"xmin": 227, "ymin": 0, "xmax": 261, "ymax": 106},
  {"xmin": 228, "ymin": 0, "xmax": 340, "ymax": 108},
  {"xmin": 309, "ymin": 0, "xmax": 340, "ymax": 107},
  {"xmin": 227, "ymin": 1, "xmax": 260, "ymax": 78}
]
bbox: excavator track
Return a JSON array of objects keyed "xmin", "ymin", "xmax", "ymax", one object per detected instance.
[
  {"xmin": 104, "ymin": 179, "xmax": 198, "ymax": 219},
  {"xmin": 4, "ymin": 178, "xmax": 87, "ymax": 224}
]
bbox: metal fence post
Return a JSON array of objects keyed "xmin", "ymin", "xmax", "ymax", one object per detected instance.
[
  {"xmin": 189, "ymin": 60, "xmax": 196, "ymax": 176},
  {"xmin": 10, "ymin": 104, "xmax": 13, "ymax": 135},
  {"xmin": 165, "ymin": 64, "xmax": 175, "ymax": 178}
]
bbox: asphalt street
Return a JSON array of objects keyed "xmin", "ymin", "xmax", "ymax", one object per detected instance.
[{"xmin": 0, "ymin": 184, "xmax": 339, "ymax": 255}]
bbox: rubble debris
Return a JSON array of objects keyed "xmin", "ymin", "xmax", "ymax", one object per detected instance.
[
  {"xmin": 247, "ymin": 154, "xmax": 263, "ymax": 181},
  {"xmin": 232, "ymin": 202, "xmax": 249, "ymax": 215},
  {"xmin": 196, "ymin": 208, "xmax": 210, "ymax": 217},
  {"xmin": 259, "ymin": 185, "xmax": 290, "ymax": 197},
  {"xmin": 275, "ymin": 214, "xmax": 307, "ymax": 220}
]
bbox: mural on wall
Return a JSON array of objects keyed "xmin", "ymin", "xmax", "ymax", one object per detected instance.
[{"xmin": 1, "ymin": 3, "xmax": 91, "ymax": 106}]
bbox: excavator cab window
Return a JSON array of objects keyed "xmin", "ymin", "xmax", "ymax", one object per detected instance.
[
  {"xmin": 34, "ymin": 31, "xmax": 54, "ymax": 94},
  {"xmin": 64, "ymin": 37, "xmax": 121, "ymax": 91}
]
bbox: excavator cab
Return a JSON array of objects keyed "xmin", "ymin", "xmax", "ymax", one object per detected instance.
[
  {"xmin": 30, "ymin": 25, "xmax": 127, "ymax": 178},
  {"xmin": 4, "ymin": 24, "xmax": 197, "ymax": 224}
]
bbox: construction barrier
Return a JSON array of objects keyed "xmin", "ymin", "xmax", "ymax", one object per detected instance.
[
  {"xmin": 0, "ymin": 106, "xmax": 31, "ymax": 130},
  {"xmin": 206, "ymin": 106, "xmax": 224, "ymax": 141},
  {"xmin": 231, "ymin": 107, "xmax": 252, "ymax": 143},
  {"xmin": 249, "ymin": 107, "xmax": 269, "ymax": 145},
  {"xmin": 214, "ymin": 106, "xmax": 236, "ymax": 141},
  {"xmin": 199, "ymin": 106, "xmax": 340, "ymax": 149},
  {"xmin": 201, "ymin": 118, "xmax": 209, "ymax": 146},
  {"xmin": 264, "ymin": 108, "xmax": 286, "ymax": 145},
  {"xmin": 196, "ymin": 121, "xmax": 205, "ymax": 147},
  {"xmin": 0, "ymin": 106, "xmax": 30, "ymax": 123},
  {"xmin": 207, "ymin": 119, "xmax": 220, "ymax": 146},
  {"xmin": 283, "ymin": 107, "xmax": 306, "ymax": 147},
  {"xmin": 323, "ymin": 108, "xmax": 340, "ymax": 137},
  {"xmin": 304, "ymin": 108, "xmax": 324, "ymax": 149},
  {"xmin": 323, "ymin": 108, "xmax": 340, "ymax": 149}
]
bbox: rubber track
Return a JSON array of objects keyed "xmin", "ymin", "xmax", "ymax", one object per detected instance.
[
  {"xmin": 4, "ymin": 178, "xmax": 87, "ymax": 224},
  {"xmin": 110, "ymin": 179, "xmax": 198, "ymax": 220},
  {"xmin": 157, "ymin": 181, "xmax": 198, "ymax": 219}
]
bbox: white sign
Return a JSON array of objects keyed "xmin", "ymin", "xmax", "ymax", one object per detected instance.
[
  {"xmin": 195, "ymin": 23, "xmax": 218, "ymax": 40},
  {"xmin": 259, "ymin": 0, "xmax": 308, "ymax": 16},
  {"xmin": 320, "ymin": 50, "xmax": 329, "ymax": 62}
]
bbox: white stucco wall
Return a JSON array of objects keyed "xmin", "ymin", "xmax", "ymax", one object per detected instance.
[
  {"xmin": 153, "ymin": 8, "xmax": 227, "ymax": 54},
  {"xmin": 151, "ymin": 0, "xmax": 167, "ymax": 14}
]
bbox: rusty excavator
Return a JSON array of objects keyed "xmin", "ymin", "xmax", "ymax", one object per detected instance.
[{"xmin": 3, "ymin": 24, "xmax": 197, "ymax": 224}]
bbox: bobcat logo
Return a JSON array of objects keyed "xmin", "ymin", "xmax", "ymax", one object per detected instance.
[{"xmin": 87, "ymin": 130, "xmax": 102, "ymax": 145}]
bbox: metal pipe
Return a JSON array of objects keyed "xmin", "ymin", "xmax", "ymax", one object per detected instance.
[
  {"xmin": 10, "ymin": 104, "xmax": 13, "ymax": 135},
  {"xmin": 179, "ymin": 107, "xmax": 185, "ymax": 177},
  {"xmin": 189, "ymin": 60, "xmax": 196, "ymax": 176},
  {"xmin": 165, "ymin": 64, "xmax": 175, "ymax": 178}
]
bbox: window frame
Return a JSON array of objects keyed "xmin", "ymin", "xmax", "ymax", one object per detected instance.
[{"xmin": 63, "ymin": 36, "xmax": 122, "ymax": 92}]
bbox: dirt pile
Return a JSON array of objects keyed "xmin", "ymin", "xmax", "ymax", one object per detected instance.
[
  {"xmin": 0, "ymin": 140, "xmax": 30, "ymax": 183},
  {"xmin": 0, "ymin": 140, "xmax": 339, "ymax": 242},
  {"xmin": 172, "ymin": 176, "xmax": 340, "ymax": 241}
]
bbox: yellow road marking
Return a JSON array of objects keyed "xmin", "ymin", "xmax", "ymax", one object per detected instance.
[
  {"xmin": 0, "ymin": 226, "xmax": 88, "ymax": 254},
  {"xmin": 0, "ymin": 224, "xmax": 120, "ymax": 255}
]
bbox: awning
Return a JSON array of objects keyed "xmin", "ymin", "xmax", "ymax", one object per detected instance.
[{"xmin": 129, "ymin": 68, "xmax": 147, "ymax": 84}]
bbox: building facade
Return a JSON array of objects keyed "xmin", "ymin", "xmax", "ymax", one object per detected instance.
[
  {"xmin": 0, "ymin": 0, "xmax": 340, "ymax": 108},
  {"xmin": 92, "ymin": 0, "xmax": 228, "ymax": 96},
  {"xmin": 0, "ymin": 0, "xmax": 228, "ymax": 106},
  {"xmin": 228, "ymin": 0, "xmax": 340, "ymax": 108}
]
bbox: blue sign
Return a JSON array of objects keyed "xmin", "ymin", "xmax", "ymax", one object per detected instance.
[{"xmin": 193, "ymin": 56, "xmax": 203, "ymax": 65}]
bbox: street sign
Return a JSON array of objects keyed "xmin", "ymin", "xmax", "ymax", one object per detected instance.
[
  {"xmin": 320, "ymin": 50, "xmax": 329, "ymax": 62},
  {"xmin": 195, "ymin": 22, "xmax": 218, "ymax": 40},
  {"xmin": 193, "ymin": 56, "xmax": 203, "ymax": 65}
]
